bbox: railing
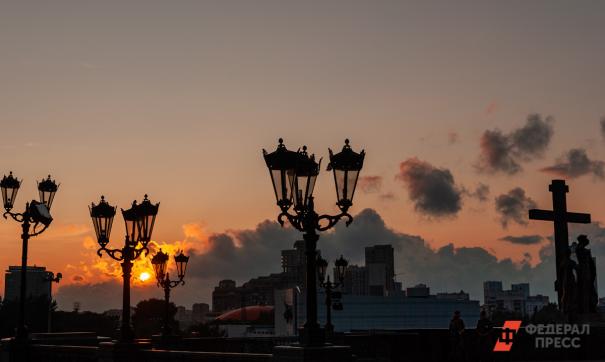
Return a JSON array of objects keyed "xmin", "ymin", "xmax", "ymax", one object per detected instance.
[
  {"xmin": 28, "ymin": 344, "xmax": 98, "ymax": 362},
  {"xmin": 22, "ymin": 344, "xmax": 271, "ymax": 362},
  {"xmin": 142, "ymin": 349, "xmax": 272, "ymax": 362}
]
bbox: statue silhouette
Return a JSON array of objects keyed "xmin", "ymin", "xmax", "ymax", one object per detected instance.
[
  {"xmin": 575, "ymin": 235, "xmax": 598, "ymax": 314},
  {"xmin": 560, "ymin": 247, "xmax": 578, "ymax": 319}
]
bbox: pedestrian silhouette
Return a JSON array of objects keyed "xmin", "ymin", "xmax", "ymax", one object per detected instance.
[
  {"xmin": 449, "ymin": 310, "xmax": 466, "ymax": 361},
  {"xmin": 476, "ymin": 310, "xmax": 493, "ymax": 362}
]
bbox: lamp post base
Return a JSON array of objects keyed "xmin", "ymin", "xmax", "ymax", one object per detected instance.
[
  {"xmin": 99, "ymin": 340, "xmax": 151, "ymax": 362},
  {"xmin": 151, "ymin": 333, "xmax": 182, "ymax": 348},
  {"xmin": 273, "ymin": 344, "xmax": 352, "ymax": 362},
  {"xmin": 298, "ymin": 326, "xmax": 325, "ymax": 347}
]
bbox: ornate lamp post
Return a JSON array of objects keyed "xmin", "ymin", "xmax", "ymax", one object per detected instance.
[
  {"xmin": 45, "ymin": 271, "xmax": 62, "ymax": 333},
  {"xmin": 263, "ymin": 139, "xmax": 364, "ymax": 346},
  {"xmin": 89, "ymin": 195, "xmax": 159, "ymax": 343},
  {"xmin": 317, "ymin": 255, "xmax": 348, "ymax": 338},
  {"xmin": 1, "ymin": 172, "xmax": 59, "ymax": 341},
  {"xmin": 151, "ymin": 249, "xmax": 189, "ymax": 338}
]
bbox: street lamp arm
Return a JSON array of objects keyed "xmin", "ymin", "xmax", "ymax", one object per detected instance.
[
  {"xmin": 28, "ymin": 222, "xmax": 50, "ymax": 237},
  {"xmin": 3, "ymin": 210, "xmax": 25, "ymax": 223},
  {"xmin": 168, "ymin": 279, "xmax": 185, "ymax": 288},
  {"xmin": 132, "ymin": 245, "xmax": 150, "ymax": 260},
  {"xmin": 316, "ymin": 212, "xmax": 353, "ymax": 231},
  {"xmin": 159, "ymin": 275, "xmax": 185, "ymax": 289},
  {"xmin": 278, "ymin": 211, "xmax": 302, "ymax": 231},
  {"xmin": 97, "ymin": 246, "xmax": 125, "ymax": 261}
]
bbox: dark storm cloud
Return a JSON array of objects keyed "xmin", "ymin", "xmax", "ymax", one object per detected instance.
[
  {"xmin": 541, "ymin": 148, "xmax": 605, "ymax": 179},
  {"xmin": 477, "ymin": 114, "xmax": 554, "ymax": 174},
  {"xmin": 358, "ymin": 175, "xmax": 383, "ymax": 193},
  {"xmin": 184, "ymin": 208, "xmax": 541, "ymax": 302},
  {"xmin": 500, "ymin": 235, "xmax": 544, "ymax": 245},
  {"xmin": 396, "ymin": 158, "xmax": 462, "ymax": 217},
  {"xmin": 511, "ymin": 114, "xmax": 554, "ymax": 157},
  {"xmin": 54, "ymin": 208, "xmax": 605, "ymax": 312},
  {"xmin": 478, "ymin": 130, "xmax": 520, "ymax": 174},
  {"xmin": 495, "ymin": 188, "xmax": 537, "ymax": 228}
]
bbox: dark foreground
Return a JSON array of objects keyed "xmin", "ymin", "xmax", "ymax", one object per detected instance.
[{"xmin": 1, "ymin": 327, "xmax": 604, "ymax": 362}]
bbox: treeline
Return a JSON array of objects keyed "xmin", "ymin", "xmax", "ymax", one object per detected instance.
[{"xmin": 0, "ymin": 297, "xmax": 222, "ymax": 339}]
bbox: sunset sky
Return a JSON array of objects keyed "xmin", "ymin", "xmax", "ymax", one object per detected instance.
[{"xmin": 1, "ymin": 1, "xmax": 605, "ymax": 311}]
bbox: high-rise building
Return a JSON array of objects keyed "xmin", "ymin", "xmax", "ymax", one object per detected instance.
[
  {"xmin": 212, "ymin": 280, "xmax": 239, "ymax": 313},
  {"xmin": 342, "ymin": 265, "xmax": 368, "ymax": 296},
  {"xmin": 511, "ymin": 283, "xmax": 530, "ymax": 299},
  {"xmin": 192, "ymin": 303, "xmax": 210, "ymax": 323},
  {"xmin": 281, "ymin": 240, "xmax": 305, "ymax": 286},
  {"xmin": 365, "ymin": 245, "xmax": 395, "ymax": 296},
  {"xmin": 483, "ymin": 281, "xmax": 503, "ymax": 306},
  {"xmin": 4, "ymin": 266, "xmax": 52, "ymax": 302}
]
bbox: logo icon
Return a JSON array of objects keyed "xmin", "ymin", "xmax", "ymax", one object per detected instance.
[{"xmin": 494, "ymin": 320, "xmax": 522, "ymax": 352}]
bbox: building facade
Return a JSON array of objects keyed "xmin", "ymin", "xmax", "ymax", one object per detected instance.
[
  {"xmin": 483, "ymin": 281, "xmax": 549, "ymax": 317},
  {"xmin": 276, "ymin": 288, "xmax": 480, "ymax": 335},
  {"xmin": 4, "ymin": 266, "xmax": 53, "ymax": 302},
  {"xmin": 365, "ymin": 245, "xmax": 395, "ymax": 296}
]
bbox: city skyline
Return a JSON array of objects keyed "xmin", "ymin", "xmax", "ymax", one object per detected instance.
[{"xmin": 2, "ymin": 0, "xmax": 605, "ymax": 311}]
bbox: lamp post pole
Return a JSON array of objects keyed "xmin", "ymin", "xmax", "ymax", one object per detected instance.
[
  {"xmin": 18, "ymin": 211, "xmax": 30, "ymax": 340},
  {"xmin": 1, "ymin": 173, "xmax": 59, "ymax": 342},
  {"xmin": 324, "ymin": 281, "xmax": 334, "ymax": 334},
  {"xmin": 89, "ymin": 195, "xmax": 159, "ymax": 343},
  {"xmin": 263, "ymin": 139, "xmax": 364, "ymax": 346},
  {"xmin": 317, "ymin": 255, "xmax": 347, "ymax": 339},
  {"xmin": 304, "ymin": 229, "xmax": 319, "ymax": 339},
  {"xmin": 151, "ymin": 250, "xmax": 189, "ymax": 338},
  {"xmin": 45, "ymin": 271, "xmax": 62, "ymax": 333}
]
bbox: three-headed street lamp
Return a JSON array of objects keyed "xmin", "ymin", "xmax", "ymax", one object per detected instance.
[
  {"xmin": 263, "ymin": 138, "xmax": 364, "ymax": 346},
  {"xmin": 316, "ymin": 255, "xmax": 348, "ymax": 338},
  {"xmin": 89, "ymin": 195, "xmax": 159, "ymax": 343},
  {"xmin": 151, "ymin": 249, "xmax": 189, "ymax": 338},
  {"xmin": 1, "ymin": 172, "xmax": 59, "ymax": 341}
]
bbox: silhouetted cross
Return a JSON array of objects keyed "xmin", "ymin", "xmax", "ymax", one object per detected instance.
[{"xmin": 529, "ymin": 180, "xmax": 590, "ymax": 307}]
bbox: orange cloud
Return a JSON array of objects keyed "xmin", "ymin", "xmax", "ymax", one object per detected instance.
[{"xmin": 64, "ymin": 223, "xmax": 210, "ymax": 288}]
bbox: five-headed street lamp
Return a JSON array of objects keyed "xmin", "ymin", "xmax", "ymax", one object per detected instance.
[
  {"xmin": 316, "ymin": 255, "xmax": 348, "ymax": 338},
  {"xmin": 263, "ymin": 138, "xmax": 364, "ymax": 346},
  {"xmin": 151, "ymin": 249, "xmax": 189, "ymax": 338},
  {"xmin": 1, "ymin": 172, "xmax": 59, "ymax": 341},
  {"xmin": 89, "ymin": 195, "xmax": 159, "ymax": 343},
  {"xmin": 45, "ymin": 271, "xmax": 62, "ymax": 333}
]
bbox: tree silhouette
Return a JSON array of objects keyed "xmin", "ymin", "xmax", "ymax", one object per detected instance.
[
  {"xmin": 132, "ymin": 298, "xmax": 178, "ymax": 338},
  {"xmin": 0, "ymin": 296, "xmax": 52, "ymax": 337}
]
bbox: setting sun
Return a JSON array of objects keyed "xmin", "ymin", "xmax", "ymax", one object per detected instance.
[{"xmin": 139, "ymin": 272, "xmax": 151, "ymax": 282}]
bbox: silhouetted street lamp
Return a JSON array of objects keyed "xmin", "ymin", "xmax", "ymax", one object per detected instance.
[
  {"xmin": 151, "ymin": 249, "xmax": 189, "ymax": 337},
  {"xmin": 263, "ymin": 138, "xmax": 364, "ymax": 346},
  {"xmin": 1, "ymin": 172, "xmax": 59, "ymax": 341},
  {"xmin": 317, "ymin": 255, "xmax": 348, "ymax": 338},
  {"xmin": 89, "ymin": 195, "xmax": 159, "ymax": 343},
  {"xmin": 45, "ymin": 271, "xmax": 62, "ymax": 333}
]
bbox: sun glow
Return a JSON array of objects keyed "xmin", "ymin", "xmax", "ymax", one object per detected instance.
[{"xmin": 139, "ymin": 271, "xmax": 151, "ymax": 282}]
